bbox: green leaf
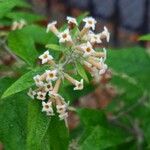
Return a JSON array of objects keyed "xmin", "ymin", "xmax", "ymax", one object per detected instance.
[
  {"xmin": 0, "ymin": 77, "xmax": 15, "ymax": 97},
  {"xmin": 107, "ymin": 47, "xmax": 150, "ymax": 91},
  {"xmin": 46, "ymin": 44, "xmax": 66, "ymax": 52},
  {"xmin": 8, "ymin": 25, "xmax": 57, "ymax": 66},
  {"xmin": 76, "ymin": 62, "xmax": 89, "ymax": 83},
  {"xmin": 77, "ymin": 108, "xmax": 132, "ymax": 150},
  {"xmin": 0, "ymin": 77, "xmax": 28, "ymax": 150},
  {"xmin": 79, "ymin": 126, "xmax": 131, "ymax": 150},
  {"xmin": 139, "ymin": 34, "xmax": 150, "ymax": 41},
  {"xmin": 107, "ymin": 75, "xmax": 143, "ymax": 111},
  {"xmin": 22, "ymin": 25, "xmax": 58, "ymax": 45},
  {"xmin": 76, "ymin": 12, "xmax": 89, "ymax": 24},
  {"xmin": 60, "ymin": 84, "xmax": 94, "ymax": 103},
  {"xmin": 1, "ymin": 66, "xmax": 48, "ymax": 99},
  {"xmin": 77, "ymin": 108, "xmax": 107, "ymax": 127},
  {"xmin": 47, "ymin": 116, "xmax": 69, "ymax": 150},
  {"xmin": 8, "ymin": 29, "xmax": 38, "ymax": 66},
  {"xmin": 0, "ymin": 0, "xmax": 30, "ymax": 19},
  {"xmin": 6, "ymin": 12, "xmax": 44, "ymax": 23},
  {"xmin": 27, "ymin": 100, "xmax": 51, "ymax": 150}
]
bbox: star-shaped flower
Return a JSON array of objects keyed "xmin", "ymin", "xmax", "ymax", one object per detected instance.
[
  {"xmin": 46, "ymin": 21, "xmax": 57, "ymax": 33},
  {"xmin": 27, "ymin": 88, "xmax": 36, "ymax": 99},
  {"xmin": 33, "ymin": 75, "xmax": 44, "ymax": 87},
  {"xmin": 44, "ymin": 82, "xmax": 53, "ymax": 92},
  {"xmin": 67, "ymin": 16, "xmax": 78, "ymax": 26},
  {"xmin": 100, "ymin": 26, "xmax": 110, "ymax": 42},
  {"xmin": 39, "ymin": 50, "xmax": 53, "ymax": 64},
  {"xmin": 81, "ymin": 42, "xmax": 95, "ymax": 57},
  {"xmin": 42, "ymin": 101, "xmax": 54, "ymax": 116},
  {"xmin": 58, "ymin": 29, "xmax": 72, "ymax": 43},
  {"xmin": 83, "ymin": 17, "xmax": 97, "ymax": 30},
  {"xmin": 74, "ymin": 79, "xmax": 84, "ymax": 90},
  {"xmin": 37, "ymin": 91, "xmax": 46, "ymax": 100},
  {"xmin": 45, "ymin": 70, "xmax": 58, "ymax": 82}
]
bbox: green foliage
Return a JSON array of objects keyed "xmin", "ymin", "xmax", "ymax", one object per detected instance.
[
  {"xmin": 8, "ymin": 29, "xmax": 38, "ymax": 66},
  {"xmin": 139, "ymin": 34, "xmax": 150, "ymax": 41},
  {"xmin": 1, "ymin": 66, "xmax": 48, "ymax": 99},
  {"xmin": 107, "ymin": 47, "xmax": 150, "ymax": 91},
  {"xmin": 0, "ymin": 78, "xmax": 69, "ymax": 150},
  {"xmin": 6, "ymin": 12, "xmax": 44, "ymax": 23},
  {"xmin": 76, "ymin": 62, "xmax": 89, "ymax": 83},
  {"xmin": 77, "ymin": 108, "xmax": 107, "ymax": 127},
  {"xmin": 46, "ymin": 44, "xmax": 67, "ymax": 52},
  {"xmin": 47, "ymin": 117, "xmax": 69, "ymax": 150},
  {"xmin": 1, "ymin": 4, "xmax": 150, "ymax": 149},
  {"xmin": 7, "ymin": 25, "xmax": 57, "ymax": 66},
  {"xmin": 0, "ymin": 78, "xmax": 28, "ymax": 150},
  {"xmin": 0, "ymin": 0, "xmax": 30, "ymax": 19},
  {"xmin": 77, "ymin": 108, "xmax": 132, "ymax": 150},
  {"xmin": 27, "ymin": 100, "xmax": 51, "ymax": 150}
]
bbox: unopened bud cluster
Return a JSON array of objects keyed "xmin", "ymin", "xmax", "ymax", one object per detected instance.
[{"xmin": 27, "ymin": 16, "xmax": 110, "ymax": 126}]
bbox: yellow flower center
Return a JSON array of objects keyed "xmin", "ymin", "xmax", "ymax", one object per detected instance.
[
  {"xmin": 49, "ymin": 73, "xmax": 54, "ymax": 78},
  {"xmin": 88, "ymin": 21, "xmax": 92, "ymax": 25},
  {"xmin": 44, "ymin": 54, "xmax": 48, "ymax": 59},
  {"xmin": 86, "ymin": 47, "xmax": 91, "ymax": 52}
]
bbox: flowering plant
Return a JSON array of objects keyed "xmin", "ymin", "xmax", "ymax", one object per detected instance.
[
  {"xmin": 27, "ymin": 16, "xmax": 110, "ymax": 126},
  {"xmin": 0, "ymin": 1, "xmax": 150, "ymax": 149}
]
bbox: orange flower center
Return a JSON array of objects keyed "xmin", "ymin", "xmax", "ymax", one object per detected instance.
[{"xmin": 63, "ymin": 33, "xmax": 67, "ymax": 39}]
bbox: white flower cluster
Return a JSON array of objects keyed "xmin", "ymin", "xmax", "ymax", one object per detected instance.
[
  {"xmin": 11, "ymin": 19, "xmax": 27, "ymax": 30},
  {"xmin": 27, "ymin": 16, "xmax": 110, "ymax": 126}
]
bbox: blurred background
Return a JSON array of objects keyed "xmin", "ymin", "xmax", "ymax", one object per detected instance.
[{"xmin": 28, "ymin": 0, "xmax": 150, "ymax": 48}]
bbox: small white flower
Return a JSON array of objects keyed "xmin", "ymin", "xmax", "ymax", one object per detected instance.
[
  {"xmin": 56, "ymin": 103, "xmax": 69, "ymax": 120},
  {"xmin": 100, "ymin": 26, "xmax": 110, "ymax": 42},
  {"xmin": 37, "ymin": 91, "xmax": 46, "ymax": 100},
  {"xmin": 27, "ymin": 88, "xmax": 36, "ymax": 99},
  {"xmin": 88, "ymin": 31, "xmax": 102, "ymax": 44},
  {"xmin": 83, "ymin": 17, "xmax": 97, "ymax": 30},
  {"xmin": 42, "ymin": 101, "xmax": 54, "ymax": 116},
  {"xmin": 46, "ymin": 21, "xmax": 57, "ymax": 33},
  {"xmin": 67, "ymin": 16, "xmax": 78, "ymax": 26},
  {"xmin": 74, "ymin": 79, "xmax": 84, "ymax": 90},
  {"xmin": 11, "ymin": 21, "xmax": 19, "ymax": 30},
  {"xmin": 81, "ymin": 42, "xmax": 95, "ymax": 57},
  {"xmin": 39, "ymin": 50, "xmax": 53, "ymax": 64},
  {"xmin": 11, "ymin": 20, "xmax": 26, "ymax": 30},
  {"xmin": 58, "ymin": 29, "xmax": 72, "ymax": 43},
  {"xmin": 44, "ymin": 82, "xmax": 53, "ymax": 92},
  {"xmin": 99, "ymin": 58, "xmax": 108, "ymax": 75},
  {"xmin": 33, "ymin": 75, "xmax": 44, "ymax": 87},
  {"xmin": 56, "ymin": 103, "xmax": 68, "ymax": 113},
  {"xmin": 18, "ymin": 19, "xmax": 26, "ymax": 29},
  {"xmin": 45, "ymin": 70, "xmax": 58, "ymax": 82}
]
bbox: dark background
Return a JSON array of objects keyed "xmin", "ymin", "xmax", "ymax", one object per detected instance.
[{"xmin": 28, "ymin": 0, "xmax": 150, "ymax": 48}]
